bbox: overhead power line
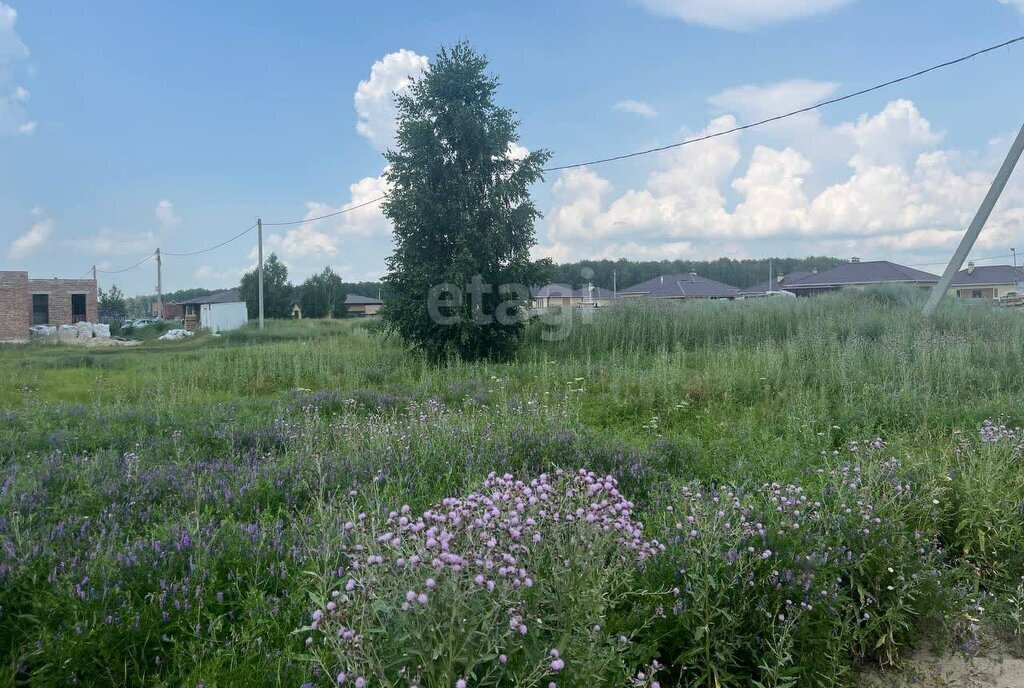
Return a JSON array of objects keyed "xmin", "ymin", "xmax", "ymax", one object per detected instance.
[
  {"xmin": 96, "ymin": 251, "xmax": 157, "ymax": 274},
  {"xmin": 85, "ymin": 34, "xmax": 1024, "ymax": 270},
  {"xmin": 162, "ymin": 222, "xmax": 259, "ymax": 256},
  {"xmin": 262, "ymin": 196, "xmax": 387, "ymax": 227},
  {"xmin": 542, "ymin": 34, "xmax": 1024, "ymax": 172}
]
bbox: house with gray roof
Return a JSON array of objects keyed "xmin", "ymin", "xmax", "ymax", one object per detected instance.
[
  {"xmin": 529, "ymin": 283, "xmax": 575, "ymax": 309},
  {"xmin": 950, "ymin": 262, "xmax": 1024, "ymax": 300},
  {"xmin": 783, "ymin": 259, "xmax": 938, "ymax": 296},
  {"xmin": 620, "ymin": 273, "xmax": 740, "ymax": 300}
]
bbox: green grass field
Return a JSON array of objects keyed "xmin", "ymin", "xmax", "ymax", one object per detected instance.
[{"xmin": 3, "ymin": 289, "xmax": 1024, "ymax": 687}]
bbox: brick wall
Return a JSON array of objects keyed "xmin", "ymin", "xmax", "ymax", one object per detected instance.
[
  {"xmin": 0, "ymin": 271, "xmax": 30, "ymax": 340},
  {"xmin": 28, "ymin": 278, "xmax": 98, "ymax": 326}
]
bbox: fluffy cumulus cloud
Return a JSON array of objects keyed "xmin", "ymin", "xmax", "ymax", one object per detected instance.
[
  {"xmin": 8, "ymin": 207, "xmax": 53, "ymax": 258},
  {"xmin": 998, "ymin": 0, "xmax": 1024, "ymax": 14},
  {"xmin": 354, "ymin": 49, "xmax": 428, "ymax": 152},
  {"xmin": 538, "ymin": 96, "xmax": 1024, "ymax": 265},
  {"xmin": 155, "ymin": 200, "xmax": 181, "ymax": 229},
  {"xmin": 632, "ymin": 0, "xmax": 855, "ymax": 30},
  {"xmin": 614, "ymin": 100, "xmax": 659, "ymax": 118},
  {"xmin": 0, "ymin": 2, "xmax": 35, "ymax": 135}
]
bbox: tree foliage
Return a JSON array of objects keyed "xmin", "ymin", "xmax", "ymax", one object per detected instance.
[
  {"xmin": 299, "ymin": 267, "xmax": 347, "ymax": 319},
  {"xmin": 382, "ymin": 43, "xmax": 550, "ymax": 362},
  {"xmin": 239, "ymin": 253, "xmax": 293, "ymax": 319},
  {"xmin": 98, "ymin": 284, "xmax": 127, "ymax": 321}
]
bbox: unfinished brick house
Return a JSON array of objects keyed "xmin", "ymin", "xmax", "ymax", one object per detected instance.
[{"xmin": 0, "ymin": 271, "xmax": 98, "ymax": 339}]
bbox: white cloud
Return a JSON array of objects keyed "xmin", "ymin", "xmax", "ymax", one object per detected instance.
[
  {"xmin": 267, "ymin": 174, "xmax": 392, "ymax": 262},
  {"xmin": 8, "ymin": 208, "xmax": 53, "ymax": 258},
  {"xmin": 538, "ymin": 97, "xmax": 1024, "ymax": 265},
  {"xmin": 65, "ymin": 228, "xmax": 157, "ymax": 256},
  {"xmin": 838, "ymin": 99, "xmax": 943, "ymax": 172},
  {"xmin": 155, "ymin": 199, "xmax": 181, "ymax": 229},
  {"xmin": 193, "ymin": 264, "xmax": 245, "ymax": 286},
  {"xmin": 507, "ymin": 142, "xmax": 530, "ymax": 160},
  {"xmin": 709, "ymin": 80, "xmax": 838, "ymax": 122},
  {"xmin": 998, "ymin": 0, "xmax": 1024, "ymax": 14},
  {"xmin": 0, "ymin": 3, "xmax": 34, "ymax": 136},
  {"xmin": 354, "ymin": 49, "xmax": 428, "ymax": 152},
  {"xmin": 615, "ymin": 100, "xmax": 659, "ymax": 118},
  {"xmin": 633, "ymin": 0, "xmax": 855, "ymax": 30}
]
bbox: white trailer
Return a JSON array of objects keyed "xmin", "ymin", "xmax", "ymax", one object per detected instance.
[{"xmin": 200, "ymin": 300, "xmax": 248, "ymax": 333}]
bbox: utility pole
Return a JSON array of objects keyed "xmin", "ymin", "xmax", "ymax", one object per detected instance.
[
  {"xmin": 613, "ymin": 270, "xmax": 617, "ymax": 297},
  {"xmin": 257, "ymin": 218, "xmax": 265, "ymax": 329},
  {"xmin": 155, "ymin": 249, "xmax": 163, "ymax": 319},
  {"xmin": 91, "ymin": 265, "xmax": 97, "ymax": 284},
  {"xmin": 923, "ymin": 123, "xmax": 1024, "ymax": 315}
]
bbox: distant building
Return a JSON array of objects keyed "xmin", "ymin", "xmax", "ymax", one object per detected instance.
[
  {"xmin": 0, "ymin": 271, "xmax": 98, "ymax": 340},
  {"xmin": 346, "ymin": 293, "xmax": 383, "ymax": 316},
  {"xmin": 782, "ymin": 258, "xmax": 938, "ymax": 296},
  {"xmin": 529, "ymin": 284, "xmax": 575, "ymax": 309},
  {"xmin": 740, "ymin": 270, "xmax": 814, "ymax": 296},
  {"xmin": 619, "ymin": 273, "xmax": 740, "ymax": 300},
  {"xmin": 151, "ymin": 302, "xmax": 184, "ymax": 320},
  {"xmin": 950, "ymin": 262, "xmax": 1024, "ymax": 300},
  {"xmin": 178, "ymin": 289, "xmax": 248, "ymax": 332},
  {"xmin": 529, "ymin": 283, "xmax": 619, "ymax": 309}
]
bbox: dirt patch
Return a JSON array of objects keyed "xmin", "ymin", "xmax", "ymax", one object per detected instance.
[{"xmin": 861, "ymin": 645, "xmax": 1024, "ymax": 687}]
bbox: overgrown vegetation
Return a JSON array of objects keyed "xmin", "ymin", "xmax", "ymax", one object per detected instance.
[{"xmin": 2, "ymin": 289, "xmax": 1024, "ymax": 686}]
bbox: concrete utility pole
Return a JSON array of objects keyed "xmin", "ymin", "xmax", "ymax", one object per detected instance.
[
  {"xmin": 155, "ymin": 248, "xmax": 163, "ymax": 319},
  {"xmin": 923, "ymin": 123, "xmax": 1024, "ymax": 315},
  {"xmin": 257, "ymin": 218, "xmax": 265, "ymax": 329},
  {"xmin": 91, "ymin": 265, "xmax": 97, "ymax": 286}
]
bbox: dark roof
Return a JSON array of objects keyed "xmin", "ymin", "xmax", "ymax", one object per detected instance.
[
  {"xmin": 740, "ymin": 271, "xmax": 814, "ymax": 294},
  {"xmin": 530, "ymin": 283, "xmax": 574, "ymax": 298},
  {"xmin": 620, "ymin": 273, "xmax": 740, "ymax": 299},
  {"xmin": 950, "ymin": 265, "xmax": 1024, "ymax": 286},
  {"xmin": 574, "ymin": 285, "xmax": 618, "ymax": 299},
  {"xmin": 176, "ymin": 289, "xmax": 243, "ymax": 305},
  {"xmin": 785, "ymin": 261, "xmax": 937, "ymax": 289},
  {"xmin": 345, "ymin": 293, "xmax": 383, "ymax": 305}
]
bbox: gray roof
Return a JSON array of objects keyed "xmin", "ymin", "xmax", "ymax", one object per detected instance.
[
  {"xmin": 740, "ymin": 271, "xmax": 814, "ymax": 294},
  {"xmin": 345, "ymin": 293, "xmax": 383, "ymax": 305},
  {"xmin": 785, "ymin": 261, "xmax": 937, "ymax": 289},
  {"xmin": 950, "ymin": 265, "xmax": 1024, "ymax": 286},
  {"xmin": 574, "ymin": 285, "xmax": 618, "ymax": 299},
  {"xmin": 177, "ymin": 289, "xmax": 243, "ymax": 305},
  {"xmin": 620, "ymin": 273, "xmax": 740, "ymax": 299},
  {"xmin": 530, "ymin": 283, "xmax": 574, "ymax": 298}
]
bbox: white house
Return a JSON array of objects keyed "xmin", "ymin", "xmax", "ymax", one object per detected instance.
[{"xmin": 178, "ymin": 289, "xmax": 248, "ymax": 333}]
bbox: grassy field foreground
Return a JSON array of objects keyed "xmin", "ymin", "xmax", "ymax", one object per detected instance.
[{"xmin": 2, "ymin": 288, "xmax": 1024, "ymax": 687}]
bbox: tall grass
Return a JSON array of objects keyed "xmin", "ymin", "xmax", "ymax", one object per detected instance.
[{"xmin": 2, "ymin": 289, "xmax": 1024, "ymax": 686}]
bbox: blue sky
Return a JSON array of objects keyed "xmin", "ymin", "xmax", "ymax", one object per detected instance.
[{"xmin": 2, "ymin": 0, "xmax": 1024, "ymax": 294}]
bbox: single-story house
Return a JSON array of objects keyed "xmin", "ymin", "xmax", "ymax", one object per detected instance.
[
  {"xmin": 529, "ymin": 283, "xmax": 621, "ymax": 309},
  {"xmin": 949, "ymin": 262, "xmax": 1024, "ymax": 300},
  {"xmin": 619, "ymin": 273, "xmax": 740, "ymax": 300},
  {"xmin": 178, "ymin": 289, "xmax": 248, "ymax": 332},
  {"xmin": 0, "ymin": 271, "xmax": 98, "ymax": 340},
  {"xmin": 346, "ymin": 293, "xmax": 383, "ymax": 317},
  {"xmin": 782, "ymin": 259, "xmax": 938, "ymax": 296},
  {"xmin": 529, "ymin": 283, "xmax": 575, "ymax": 309},
  {"xmin": 740, "ymin": 271, "xmax": 814, "ymax": 296},
  {"xmin": 576, "ymin": 285, "xmax": 618, "ymax": 307}
]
